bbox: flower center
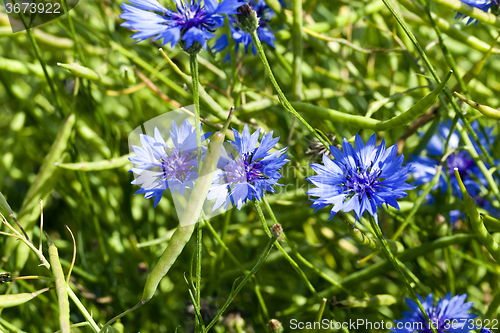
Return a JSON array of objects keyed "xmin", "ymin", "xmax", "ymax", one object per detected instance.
[
  {"xmin": 342, "ymin": 161, "xmax": 382, "ymax": 200},
  {"xmin": 160, "ymin": 147, "xmax": 196, "ymax": 182},
  {"xmin": 223, "ymin": 153, "xmax": 267, "ymax": 184}
]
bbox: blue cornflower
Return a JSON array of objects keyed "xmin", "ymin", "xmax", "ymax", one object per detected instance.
[
  {"xmin": 207, "ymin": 125, "xmax": 289, "ymax": 210},
  {"xmin": 129, "ymin": 119, "xmax": 210, "ymax": 207},
  {"xmin": 455, "ymin": 0, "xmax": 497, "ymax": 25},
  {"xmin": 307, "ymin": 134, "xmax": 414, "ymax": 223},
  {"xmin": 213, "ymin": 0, "xmax": 279, "ymax": 59},
  {"xmin": 392, "ymin": 293, "xmax": 477, "ymax": 333},
  {"xmin": 411, "ymin": 120, "xmax": 498, "ymax": 222},
  {"xmin": 120, "ymin": 0, "xmax": 244, "ymax": 51}
]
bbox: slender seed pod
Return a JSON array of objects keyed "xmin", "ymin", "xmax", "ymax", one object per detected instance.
[
  {"xmin": 375, "ymin": 71, "xmax": 452, "ymax": 130},
  {"xmin": 295, "ymin": 71, "xmax": 451, "ymax": 131},
  {"xmin": 0, "ymin": 288, "xmax": 50, "ymax": 308},
  {"xmin": 335, "ymin": 295, "xmax": 398, "ymax": 308},
  {"xmin": 141, "ymin": 131, "xmax": 225, "ymax": 303},
  {"xmin": 46, "ymin": 234, "xmax": 71, "ymax": 333},
  {"xmin": 455, "ymin": 92, "xmax": 500, "ymax": 120},
  {"xmin": 454, "ymin": 168, "xmax": 500, "ymax": 261},
  {"xmin": 56, "ymin": 155, "xmax": 131, "ymax": 171},
  {"xmin": 57, "ymin": 63, "xmax": 115, "ymax": 86},
  {"xmin": 428, "ymin": 0, "xmax": 500, "ymax": 27}
]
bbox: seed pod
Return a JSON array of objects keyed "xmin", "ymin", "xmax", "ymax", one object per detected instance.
[
  {"xmin": 455, "ymin": 92, "xmax": 500, "ymax": 120},
  {"xmin": 141, "ymin": 128, "xmax": 226, "ymax": 303},
  {"xmin": 0, "ymin": 287, "xmax": 49, "ymax": 308}
]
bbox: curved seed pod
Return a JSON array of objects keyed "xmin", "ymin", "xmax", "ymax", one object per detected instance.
[
  {"xmin": 141, "ymin": 131, "xmax": 225, "ymax": 303},
  {"xmin": 46, "ymin": 234, "xmax": 70, "ymax": 333},
  {"xmin": 57, "ymin": 63, "xmax": 114, "ymax": 86},
  {"xmin": 454, "ymin": 168, "xmax": 500, "ymax": 261},
  {"xmin": 429, "ymin": 0, "xmax": 500, "ymax": 28},
  {"xmin": 0, "ymin": 287, "xmax": 49, "ymax": 308},
  {"xmin": 455, "ymin": 92, "xmax": 500, "ymax": 120},
  {"xmin": 375, "ymin": 71, "xmax": 452, "ymax": 130},
  {"xmin": 336, "ymin": 295, "xmax": 398, "ymax": 308}
]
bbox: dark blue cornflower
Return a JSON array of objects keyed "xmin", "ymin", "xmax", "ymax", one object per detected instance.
[
  {"xmin": 213, "ymin": 0, "xmax": 280, "ymax": 59},
  {"xmin": 455, "ymin": 0, "xmax": 497, "ymax": 25},
  {"xmin": 307, "ymin": 134, "xmax": 414, "ymax": 223},
  {"xmin": 411, "ymin": 120, "xmax": 498, "ymax": 222},
  {"xmin": 392, "ymin": 293, "xmax": 476, "ymax": 333},
  {"xmin": 129, "ymin": 119, "xmax": 210, "ymax": 207},
  {"xmin": 207, "ymin": 125, "xmax": 289, "ymax": 210},
  {"xmin": 120, "ymin": 0, "xmax": 244, "ymax": 51}
]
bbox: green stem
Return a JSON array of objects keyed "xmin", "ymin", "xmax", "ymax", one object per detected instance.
[
  {"xmin": 206, "ymin": 232, "xmax": 278, "ymax": 331},
  {"xmin": 261, "ymin": 196, "xmax": 352, "ymax": 294},
  {"xmin": 253, "ymin": 199, "xmax": 318, "ymax": 296},
  {"xmin": 16, "ymin": 10, "xmax": 61, "ymax": 111},
  {"xmin": 189, "ymin": 52, "xmax": 203, "ymax": 332},
  {"xmin": 250, "ymin": 30, "xmax": 329, "ymax": 148},
  {"xmin": 369, "ymin": 217, "xmax": 438, "ymax": 333}
]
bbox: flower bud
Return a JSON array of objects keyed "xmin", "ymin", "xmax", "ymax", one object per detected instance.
[
  {"xmin": 268, "ymin": 319, "xmax": 284, "ymax": 333},
  {"xmin": 235, "ymin": 3, "xmax": 259, "ymax": 34},
  {"xmin": 271, "ymin": 223, "xmax": 282, "ymax": 238}
]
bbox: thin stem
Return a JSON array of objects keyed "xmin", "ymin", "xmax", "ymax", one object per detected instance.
[
  {"xmin": 253, "ymin": 199, "xmax": 318, "ymax": 296},
  {"xmin": 369, "ymin": 217, "xmax": 437, "ymax": 333},
  {"xmin": 189, "ymin": 52, "xmax": 203, "ymax": 333},
  {"xmin": 261, "ymin": 196, "xmax": 352, "ymax": 295},
  {"xmin": 250, "ymin": 30, "xmax": 329, "ymax": 149},
  {"xmin": 99, "ymin": 301, "xmax": 145, "ymax": 333},
  {"xmin": 206, "ymin": 232, "xmax": 278, "ymax": 331}
]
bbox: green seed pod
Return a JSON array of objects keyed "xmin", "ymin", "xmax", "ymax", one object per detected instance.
[
  {"xmin": 141, "ymin": 129, "xmax": 226, "ymax": 303},
  {"xmin": 454, "ymin": 168, "xmax": 500, "ymax": 261},
  {"xmin": 57, "ymin": 63, "xmax": 115, "ymax": 86},
  {"xmin": 0, "ymin": 288, "xmax": 49, "ymax": 308},
  {"xmin": 46, "ymin": 234, "xmax": 71, "ymax": 333},
  {"xmin": 337, "ymin": 295, "xmax": 398, "ymax": 308},
  {"xmin": 455, "ymin": 92, "xmax": 500, "ymax": 120}
]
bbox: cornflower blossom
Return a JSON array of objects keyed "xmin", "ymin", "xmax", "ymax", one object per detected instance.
[
  {"xmin": 213, "ymin": 0, "xmax": 280, "ymax": 59},
  {"xmin": 411, "ymin": 120, "xmax": 498, "ymax": 222},
  {"xmin": 129, "ymin": 119, "xmax": 210, "ymax": 207},
  {"xmin": 207, "ymin": 125, "xmax": 289, "ymax": 210},
  {"xmin": 455, "ymin": 0, "xmax": 497, "ymax": 25},
  {"xmin": 120, "ymin": 0, "xmax": 244, "ymax": 51},
  {"xmin": 392, "ymin": 293, "xmax": 477, "ymax": 333},
  {"xmin": 307, "ymin": 134, "xmax": 414, "ymax": 223}
]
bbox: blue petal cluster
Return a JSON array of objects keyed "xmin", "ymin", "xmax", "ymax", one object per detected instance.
[
  {"xmin": 455, "ymin": 0, "xmax": 496, "ymax": 25},
  {"xmin": 213, "ymin": 0, "xmax": 280, "ymax": 59},
  {"xmin": 307, "ymin": 134, "xmax": 414, "ymax": 222},
  {"xmin": 392, "ymin": 293, "xmax": 476, "ymax": 333},
  {"xmin": 411, "ymin": 120, "xmax": 498, "ymax": 222},
  {"xmin": 129, "ymin": 119, "xmax": 210, "ymax": 207},
  {"xmin": 208, "ymin": 125, "xmax": 289, "ymax": 210},
  {"xmin": 120, "ymin": 0, "xmax": 244, "ymax": 50}
]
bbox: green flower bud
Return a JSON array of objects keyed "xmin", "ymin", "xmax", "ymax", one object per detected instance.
[{"xmin": 235, "ymin": 3, "xmax": 259, "ymax": 34}]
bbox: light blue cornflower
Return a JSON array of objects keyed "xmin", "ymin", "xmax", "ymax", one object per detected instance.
[
  {"xmin": 213, "ymin": 0, "xmax": 280, "ymax": 59},
  {"xmin": 307, "ymin": 134, "xmax": 414, "ymax": 223},
  {"xmin": 207, "ymin": 125, "xmax": 289, "ymax": 210},
  {"xmin": 120, "ymin": 0, "xmax": 244, "ymax": 51},
  {"xmin": 129, "ymin": 119, "xmax": 210, "ymax": 207},
  {"xmin": 392, "ymin": 293, "xmax": 477, "ymax": 333}
]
